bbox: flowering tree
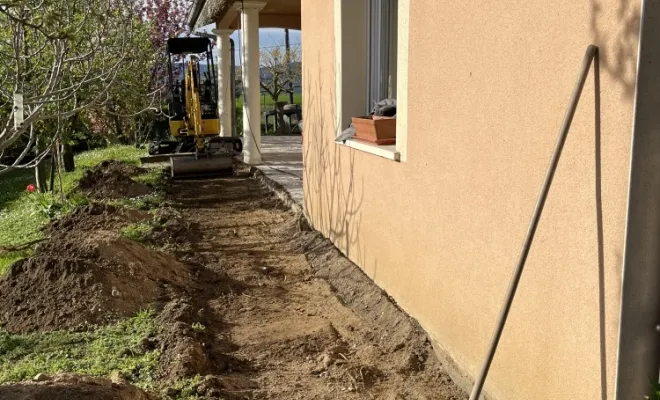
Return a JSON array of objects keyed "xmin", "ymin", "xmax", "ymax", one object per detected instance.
[
  {"xmin": 81, "ymin": 0, "xmax": 193, "ymax": 148},
  {"xmin": 138, "ymin": 0, "xmax": 193, "ymax": 106},
  {"xmin": 141, "ymin": 0, "xmax": 191, "ymax": 49}
]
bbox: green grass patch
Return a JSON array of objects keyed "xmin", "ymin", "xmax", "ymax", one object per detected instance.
[
  {"xmin": 0, "ymin": 310, "xmax": 159, "ymax": 388},
  {"xmin": 164, "ymin": 376, "xmax": 203, "ymax": 399},
  {"xmin": 75, "ymin": 146, "xmax": 145, "ymax": 169},
  {"xmin": 0, "ymin": 146, "xmax": 147, "ymax": 251},
  {"xmin": 120, "ymin": 222, "xmax": 154, "ymax": 242},
  {"xmin": 0, "ymin": 169, "xmax": 33, "ymax": 209},
  {"xmin": 134, "ymin": 168, "xmax": 163, "ymax": 186},
  {"xmin": 0, "ymin": 249, "xmax": 32, "ymax": 277},
  {"xmin": 236, "ymin": 93, "xmax": 302, "ymax": 109},
  {"xmin": 109, "ymin": 192, "xmax": 165, "ymax": 212},
  {"xmin": 0, "ymin": 193, "xmax": 51, "ymax": 247}
]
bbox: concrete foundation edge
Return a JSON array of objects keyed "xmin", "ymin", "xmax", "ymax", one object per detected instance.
[
  {"xmin": 429, "ymin": 336, "xmax": 497, "ymax": 400},
  {"xmin": 249, "ymin": 165, "xmax": 303, "ymax": 214}
]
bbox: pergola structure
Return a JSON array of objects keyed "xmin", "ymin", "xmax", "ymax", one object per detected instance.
[{"xmin": 188, "ymin": 0, "xmax": 301, "ymax": 165}]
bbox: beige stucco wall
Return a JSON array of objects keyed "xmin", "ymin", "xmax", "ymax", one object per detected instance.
[{"xmin": 301, "ymin": 1, "xmax": 640, "ymax": 399}]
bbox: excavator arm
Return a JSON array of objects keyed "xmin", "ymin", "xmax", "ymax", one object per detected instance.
[{"xmin": 184, "ymin": 58, "xmax": 205, "ymax": 152}]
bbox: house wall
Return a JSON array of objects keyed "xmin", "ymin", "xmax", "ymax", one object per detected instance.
[{"xmin": 301, "ymin": 0, "xmax": 640, "ymax": 399}]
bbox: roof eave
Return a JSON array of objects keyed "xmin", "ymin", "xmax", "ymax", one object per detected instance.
[
  {"xmin": 187, "ymin": 0, "xmax": 207, "ymax": 29},
  {"xmin": 188, "ymin": 0, "xmax": 235, "ymax": 30}
]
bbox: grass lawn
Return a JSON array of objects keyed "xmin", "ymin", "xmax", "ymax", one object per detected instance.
[
  {"xmin": 0, "ymin": 147, "xmax": 205, "ymax": 398},
  {"xmin": 0, "ymin": 146, "xmax": 147, "ymax": 274},
  {"xmin": 0, "ymin": 310, "xmax": 159, "ymax": 387}
]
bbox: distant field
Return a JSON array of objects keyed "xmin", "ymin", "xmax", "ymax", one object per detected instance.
[{"xmin": 236, "ymin": 93, "xmax": 302, "ymax": 109}]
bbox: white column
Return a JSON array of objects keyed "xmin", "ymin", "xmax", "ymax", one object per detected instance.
[
  {"xmin": 213, "ymin": 29, "xmax": 234, "ymax": 137},
  {"xmin": 235, "ymin": 1, "xmax": 266, "ymax": 165}
]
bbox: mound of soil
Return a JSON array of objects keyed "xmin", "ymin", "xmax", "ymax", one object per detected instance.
[
  {"xmin": 156, "ymin": 298, "xmax": 217, "ymax": 380},
  {"xmin": 0, "ymin": 373, "xmax": 156, "ymax": 400},
  {"xmin": 154, "ymin": 267, "xmax": 251, "ymax": 385},
  {"xmin": 47, "ymin": 203, "xmax": 144, "ymax": 234},
  {"xmin": 78, "ymin": 160, "xmax": 151, "ymax": 199},
  {"xmin": 0, "ymin": 204, "xmax": 193, "ymax": 333}
]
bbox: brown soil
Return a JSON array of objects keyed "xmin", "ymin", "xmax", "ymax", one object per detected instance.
[
  {"xmin": 0, "ymin": 373, "xmax": 156, "ymax": 400},
  {"xmin": 77, "ymin": 160, "xmax": 151, "ymax": 199},
  {"xmin": 144, "ymin": 207, "xmax": 202, "ymax": 257},
  {"xmin": 0, "ymin": 203, "xmax": 192, "ymax": 334},
  {"xmin": 158, "ymin": 173, "xmax": 467, "ymax": 399}
]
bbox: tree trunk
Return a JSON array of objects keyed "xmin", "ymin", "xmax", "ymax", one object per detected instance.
[
  {"xmin": 49, "ymin": 144, "xmax": 56, "ymax": 192},
  {"xmin": 274, "ymin": 102, "xmax": 290, "ymax": 134},
  {"xmin": 107, "ymin": 103, "xmax": 123, "ymax": 142},
  {"xmin": 62, "ymin": 142, "xmax": 75, "ymax": 172},
  {"xmin": 113, "ymin": 114, "xmax": 123, "ymax": 140},
  {"xmin": 56, "ymin": 143, "xmax": 64, "ymax": 201},
  {"xmin": 34, "ymin": 135, "xmax": 48, "ymax": 193}
]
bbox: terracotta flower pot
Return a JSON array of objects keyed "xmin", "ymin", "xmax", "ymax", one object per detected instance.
[{"xmin": 351, "ymin": 116, "xmax": 396, "ymax": 145}]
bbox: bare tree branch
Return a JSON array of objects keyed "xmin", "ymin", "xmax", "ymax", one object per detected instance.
[{"xmin": 0, "ymin": 0, "xmax": 144, "ymax": 174}]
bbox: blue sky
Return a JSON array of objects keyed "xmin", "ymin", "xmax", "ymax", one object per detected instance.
[{"xmin": 196, "ymin": 25, "xmax": 302, "ymax": 65}]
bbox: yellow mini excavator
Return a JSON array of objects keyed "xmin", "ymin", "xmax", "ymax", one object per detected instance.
[{"xmin": 148, "ymin": 37, "xmax": 242, "ymax": 178}]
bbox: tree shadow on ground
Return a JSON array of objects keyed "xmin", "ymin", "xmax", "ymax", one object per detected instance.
[{"xmin": 0, "ymin": 169, "xmax": 33, "ymax": 210}]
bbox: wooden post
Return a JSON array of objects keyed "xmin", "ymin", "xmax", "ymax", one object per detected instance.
[
  {"xmin": 34, "ymin": 134, "xmax": 48, "ymax": 193},
  {"xmin": 285, "ymin": 28, "xmax": 295, "ymax": 105}
]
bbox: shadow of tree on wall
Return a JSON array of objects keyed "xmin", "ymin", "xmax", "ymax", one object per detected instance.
[
  {"xmin": 589, "ymin": 0, "xmax": 640, "ymax": 99},
  {"xmin": 300, "ymin": 7, "xmax": 627, "ymax": 396},
  {"xmin": 302, "ymin": 53, "xmax": 366, "ymax": 268}
]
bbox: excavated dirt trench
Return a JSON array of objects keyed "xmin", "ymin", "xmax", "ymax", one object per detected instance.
[{"xmin": 163, "ymin": 172, "xmax": 466, "ymax": 400}]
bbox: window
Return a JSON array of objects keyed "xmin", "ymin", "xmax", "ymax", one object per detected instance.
[
  {"xmin": 334, "ymin": 0, "xmax": 407, "ymax": 161},
  {"xmin": 366, "ymin": 0, "xmax": 398, "ymax": 113}
]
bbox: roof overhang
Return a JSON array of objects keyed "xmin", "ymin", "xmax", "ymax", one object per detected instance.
[
  {"xmin": 188, "ymin": 0, "xmax": 301, "ymax": 30},
  {"xmin": 187, "ymin": 0, "xmax": 207, "ymax": 29}
]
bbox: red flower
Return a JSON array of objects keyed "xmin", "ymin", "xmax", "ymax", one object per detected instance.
[{"xmin": 26, "ymin": 184, "xmax": 36, "ymax": 193}]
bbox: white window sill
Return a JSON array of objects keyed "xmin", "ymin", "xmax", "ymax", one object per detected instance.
[{"xmin": 336, "ymin": 139, "xmax": 401, "ymax": 162}]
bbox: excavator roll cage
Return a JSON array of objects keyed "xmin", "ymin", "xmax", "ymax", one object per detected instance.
[{"xmin": 166, "ymin": 37, "xmax": 219, "ymax": 141}]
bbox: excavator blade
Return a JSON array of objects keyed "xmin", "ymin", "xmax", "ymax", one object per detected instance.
[
  {"xmin": 169, "ymin": 137, "xmax": 243, "ymax": 179},
  {"xmin": 170, "ymin": 155, "xmax": 234, "ymax": 179}
]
